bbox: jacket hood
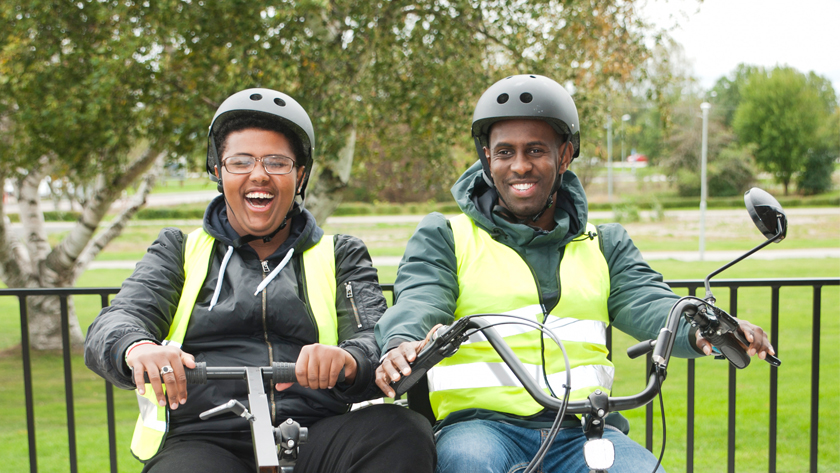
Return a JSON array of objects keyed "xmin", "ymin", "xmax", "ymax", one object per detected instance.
[
  {"xmin": 451, "ymin": 161, "xmax": 590, "ymax": 248},
  {"xmin": 203, "ymin": 195, "xmax": 324, "ymax": 259}
]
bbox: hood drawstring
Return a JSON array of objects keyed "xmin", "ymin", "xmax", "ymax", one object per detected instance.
[
  {"xmin": 254, "ymin": 248, "xmax": 295, "ymax": 296},
  {"xmin": 209, "ymin": 246, "xmax": 235, "ymax": 311}
]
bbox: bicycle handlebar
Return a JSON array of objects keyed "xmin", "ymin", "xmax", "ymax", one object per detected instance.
[{"xmin": 143, "ymin": 362, "xmax": 345, "ymax": 385}]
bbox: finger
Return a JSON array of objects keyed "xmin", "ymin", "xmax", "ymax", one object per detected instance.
[
  {"xmin": 308, "ymin": 350, "xmax": 323, "ymax": 389},
  {"xmin": 181, "ymin": 352, "xmax": 196, "ymax": 369},
  {"xmin": 160, "ymin": 363, "xmax": 180, "ymax": 410},
  {"xmin": 380, "ymin": 357, "xmax": 403, "ymax": 382},
  {"xmin": 171, "ymin": 360, "xmax": 188, "ymax": 407},
  {"xmin": 275, "ymin": 382, "xmax": 294, "ymax": 392},
  {"xmin": 147, "ymin": 367, "xmax": 166, "ymax": 407},
  {"xmin": 296, "ymin": 350, "xmax": 310, "ymax": 388},
  {"xmin": 696, "ymin": 336, "xmax": 713, "ymax": 356},
  {"xmin": 132, "ymin": 364, "xmax": 146, "ymax": 394},
  {"xmin": 328, "ymin": 356, "xmax": 344, "ymax": 389},
  {"xmin": 392, "ymin": 349, "xmax": 414, "ymax": 376},
  {"xmin": 375, "ymin": 367, "xmax": 395, "ymax": 398}
]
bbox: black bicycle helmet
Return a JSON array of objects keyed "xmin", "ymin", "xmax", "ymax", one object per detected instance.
[
  {"xmin": 207, "ymin": 88, "xmax": 315, "ymax": 200},
  {"xmin": 471, "ymin": 74, "xmax": 580, "ymax": 188}
]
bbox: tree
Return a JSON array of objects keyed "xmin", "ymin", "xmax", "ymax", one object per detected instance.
[
  {"xmin": 0, "ymin": 1, "xmax": 165, "ymax": 349},
  {"xmin": 1, "ymin": 0, "xmax": 658, "ymax": 350},
  {"xmin": 733, "ymin": 67, "xmax": 835, "ymax": 195}
]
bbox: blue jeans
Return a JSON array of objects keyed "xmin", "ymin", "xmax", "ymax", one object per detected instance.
[{"xmin": 435, "ymin": 419, "xmax": 665, "ymax": 473}]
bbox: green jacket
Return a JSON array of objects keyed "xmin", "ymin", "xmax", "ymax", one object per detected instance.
[{"xmin": 375, "ymin": 161, "xmax": 703, "ymax": 428}]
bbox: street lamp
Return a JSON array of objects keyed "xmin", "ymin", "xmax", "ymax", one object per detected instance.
[
  {"xmin": 621, "ymin": 114, "xmax": 631, "ymax": 165},
  {"xmin": 699, "ymin": 102, "xmax": 711, "ymax": 260},
  {"xmin": 606, "ymin": 115, "xmax": 613, "ymax": 202}
]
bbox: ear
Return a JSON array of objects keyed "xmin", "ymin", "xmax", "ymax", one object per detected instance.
[
  {"xmin": 214, "ymin": 165, "xmax": 220, "ymax": 179},
  {"xmin": 296, "ymin": 167, "xmax": 306, "ymax": 195},
  {"xmin": 483, "ymin": 146, "xmax": 493, "ymax": 178},
  {"xmin": 558, "ymin": 144, "xmax": 573, "ymax": 174}
]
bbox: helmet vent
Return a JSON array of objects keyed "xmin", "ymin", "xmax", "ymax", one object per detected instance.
[
  {"xmin": 529, "ymin": 75, "xmax": 536, "ymax": 78},
  {"xmin": 497, "ymin": 93, "xmax": 509, "ymax": 104},
  {"xmin": 520, "ymin": 92, "xmax": 533, "ymax": 103},
  {"xmin": 249, "ymin": 93, "xmax": 263, "ymax": 101},
  {"xmin": 274, "ymin": 97, "xmax": 286, "ymax": 107}
]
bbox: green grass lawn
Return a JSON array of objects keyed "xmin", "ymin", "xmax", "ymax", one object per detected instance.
[{"xmin": 0, "ymin": 256, "xmax": 836, "ymax": 472}]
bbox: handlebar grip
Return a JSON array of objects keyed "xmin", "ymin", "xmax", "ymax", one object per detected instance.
[
  {"xmin": 627, "ymin": 340, "xmax": 655, "ymax": 359},
  {"xmin": 185, "ymin": 362, "xmax": 207, "ymax": 385},
  {"xmin": 270, "ymin": 362, "xmax": 346, "ymax": 384},
  {"xmin": 272, "ymin": 362, "xmax": 297, "ymax": 383},
  {"xmin": 704, "ymin": 330, "xmax": 751, "ymax": 369}
]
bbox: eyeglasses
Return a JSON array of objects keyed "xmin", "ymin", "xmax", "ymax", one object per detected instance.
[{"xmin": 221, "ymin": 155, "xmax": 297, "ymax": 175}]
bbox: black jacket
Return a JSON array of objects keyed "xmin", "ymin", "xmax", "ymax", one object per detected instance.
[{"xmin": 85, "ymin": 196, "xmax": 387, "ymax": 435}]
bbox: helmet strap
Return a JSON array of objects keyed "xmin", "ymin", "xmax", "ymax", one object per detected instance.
[{"xmin": 475, "ymin": 137, "xmax": 495, "ymax": 188}]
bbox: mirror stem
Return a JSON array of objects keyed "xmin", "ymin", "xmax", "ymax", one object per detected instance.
[{"xmin": 703, "ymin": 228, "xmax": 782, "ymax": 302}]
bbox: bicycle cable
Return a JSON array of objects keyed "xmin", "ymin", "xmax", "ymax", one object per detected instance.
[
  {"xmin": 651, "ymin": 364, "xmax": 667, "ymax": 473},
  {"xmin": 460, "ymin": 314, "xmax": 571, "ymax": 473}
]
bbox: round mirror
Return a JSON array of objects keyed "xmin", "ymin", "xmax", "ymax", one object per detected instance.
[{"xmin": 744, "ymin": 188, "xmax": 787, "ymax": 242}]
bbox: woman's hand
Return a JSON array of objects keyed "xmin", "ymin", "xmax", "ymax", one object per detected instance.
[
  {"xmin": 127, "ymin": 344, "xmax": 196, "ymax": 410},
  {"xmin": 275, "ymin": 344, "xmax": 357, "ymax": 392}
]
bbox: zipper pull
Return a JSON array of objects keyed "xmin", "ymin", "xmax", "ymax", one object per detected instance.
[
  {"xmin": 345, "ymin": 282, "xmax": 353, "ymax": 298},
  {"xmin": 261, "ymin": 260, "xmax": 270, "ymax": 273}
]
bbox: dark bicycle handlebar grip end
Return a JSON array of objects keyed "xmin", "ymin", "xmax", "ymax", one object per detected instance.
[
  {"xmin": 627, "ymin": 340, "xmax": 655, "ymax": 359},
  {"xmin": 185, "ymin": 362, "xmax": 207, "ymax": 385},
  {"xmin": 765, "ymin": 353, "xmax": 782, "ymax": 367},
  {"xmin": 272, "ymin": 362, "xmax": 298, "ymax": 384}
]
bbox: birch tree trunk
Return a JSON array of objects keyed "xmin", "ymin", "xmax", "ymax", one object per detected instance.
[
  {"xmin": 305, "ymin": 126, "xmax": 356, "ymax": 225},
  {"xmin": 0, "ymin": 146, "xmax": 165, "ymax": 351}
]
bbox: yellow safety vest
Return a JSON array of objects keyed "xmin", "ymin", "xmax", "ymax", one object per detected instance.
[
  {"xmin": 130, "ymin": 228, "xmax": 337, "ymax": 461},
  {"xmin": 428, "ymin": 214, "xmax": 613, "ymax": 421}
]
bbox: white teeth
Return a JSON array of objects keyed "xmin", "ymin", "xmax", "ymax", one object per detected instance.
[
  {"xmin": 512, "ymin": 183, "xmax": 534, "ymax": 191},
  {"xmin": 246, "ymin": 192, "xmax": 274, "ymax": 199}
]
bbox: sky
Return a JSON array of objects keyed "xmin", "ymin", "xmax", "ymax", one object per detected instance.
[{"xmin": 641, "ymin": 0, "xmax": 840, "ymax": 94}]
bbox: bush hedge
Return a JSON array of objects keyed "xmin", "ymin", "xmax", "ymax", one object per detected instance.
[{"xmin": 6, "ymin": 193, "xmax": 837, "ymax": 222}]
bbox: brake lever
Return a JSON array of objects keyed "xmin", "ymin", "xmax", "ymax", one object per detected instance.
[
  {"xmin": 686, "ymin": 304, "xmax": 781, "ymax": 369},
  {"xmin": 389, "ymin": 317, "xmax": 472, "ymax": 397}
]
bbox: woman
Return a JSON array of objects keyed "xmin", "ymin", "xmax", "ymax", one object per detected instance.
[{"xmin": 85, "ymin": 88, "xmax": 435, "ymax": 472}]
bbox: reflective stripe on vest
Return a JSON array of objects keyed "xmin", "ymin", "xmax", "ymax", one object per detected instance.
[
  {"xmin": 428, "ymin": 214, "xmax": 613, "ymax": 421},
  {"xmin": 131, "ymin": 229, "xmax": 337, "ymax": 461}
]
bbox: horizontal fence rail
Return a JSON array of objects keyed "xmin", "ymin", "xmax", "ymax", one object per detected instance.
[{"xmin": 5, "ymin": 278, "xmax": 838, "ymax": 473}]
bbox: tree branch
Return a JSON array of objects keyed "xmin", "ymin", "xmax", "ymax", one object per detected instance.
[
  {"xmin": 73, "ymin": 151, "xmax": 165, "ymax": 280},
  {"xmin": 45, "ymin": 143, "xmax": 163, "ymax": 274}
]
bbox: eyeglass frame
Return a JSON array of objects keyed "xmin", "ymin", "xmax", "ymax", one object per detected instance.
[{"xmin": 220, "ymin": 154, "xmax": 299, "ymax": 175}]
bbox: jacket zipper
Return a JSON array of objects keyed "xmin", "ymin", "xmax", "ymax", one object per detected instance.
[
  {"xmin": 345, "ymin": 282, "xmax": 363, "ymax": 329},
  {"xmin": 260, "ymin": 259, "xmax": 276, "ymax": 424}
]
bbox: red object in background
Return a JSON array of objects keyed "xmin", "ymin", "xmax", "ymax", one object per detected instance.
[{"xmin": 627, "ymin": 154, "xmax": 648, "ymax": 163}]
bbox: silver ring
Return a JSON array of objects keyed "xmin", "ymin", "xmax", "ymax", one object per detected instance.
[{"xmin": 160, "ymin": 365, "xmax": 174, "ymax": 375}]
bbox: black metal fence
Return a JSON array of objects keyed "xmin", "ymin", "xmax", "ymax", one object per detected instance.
[{"xmin": 5, "ymin": 277, "xmax": 838, "ymax": 473}]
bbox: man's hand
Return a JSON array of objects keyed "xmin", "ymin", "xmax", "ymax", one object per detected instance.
[
  {"xmin": 275, "ymin": 344, "xmax": 357, "ymax": 392},
  {"xmin": 127, "ymin": 344, "xmax": 196, "ymax": 410},
  {"xmin": 695, "ymin": 318, "xmax": 776, "ymax": 360},
  {"xmin": 375, "ymin": 325, "xmax": 442, "ymax": 398}
]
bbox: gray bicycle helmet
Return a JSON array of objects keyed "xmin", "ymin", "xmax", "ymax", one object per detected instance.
[
  {"xmin": 471, "ymin": 74, "xmax": 580, "ymax": 188},
  {"xmin": 206, "ymin": 88, "xmax": 315, "ymax": 200}
]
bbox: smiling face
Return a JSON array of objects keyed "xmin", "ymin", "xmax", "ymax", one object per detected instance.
[
  {"xmin": 216, "ymin": 128, "xmax": 305, "ymax": 239},
  {"xmin": 484, "ymin": 119, "xmax": 572, "ymax": 229}
]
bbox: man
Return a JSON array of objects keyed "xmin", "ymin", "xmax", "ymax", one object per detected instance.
[{"xmin": 374, "ymin": 75, "xmax": 775, "ymax": 472}]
